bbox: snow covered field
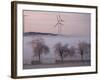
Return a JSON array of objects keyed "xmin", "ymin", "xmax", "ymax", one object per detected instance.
[{"xmin": 23, "ymin": 34, "xmax": 91, "ymax": 69}]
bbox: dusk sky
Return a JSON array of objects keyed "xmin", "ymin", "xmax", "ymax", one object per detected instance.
[{"xmin": 23, "ymin": 10, "xmax": 91, "ymax": 36}]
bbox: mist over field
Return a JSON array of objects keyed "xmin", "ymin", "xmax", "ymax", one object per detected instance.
[{"xmin": 23, "ymin": 33, "xmax": 91, "ymax": 69}]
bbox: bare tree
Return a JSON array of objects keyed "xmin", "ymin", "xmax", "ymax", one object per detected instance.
[
  {"xmin": 54, "ymin": 43, "xmax": 69, "ymax": 62},
  {"xmin": 33, "ymin": 41, "xmax": 43, "ymax": 62},
  {"xmin": 31, "ymin": 38, "xmax": 49, "ymax": 63},
  {"xmin": 62, "ymin": 44, "xmax": 70, "ymax": 58},
  {"xmin": 78, "ymin": 42, "xmax": 91, "ymax": 61},
  {"xmin": 54, "ymin": 43, "xmax": 64, "ymax": 62}
]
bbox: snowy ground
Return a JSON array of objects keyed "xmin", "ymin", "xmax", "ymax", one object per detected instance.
[{"xmin": 23, "ymin": 34, "xmax": 91, "ymax": 69}]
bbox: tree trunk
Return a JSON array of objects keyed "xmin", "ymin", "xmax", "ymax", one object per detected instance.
[
  {"xmin": 60, "ymin": 53, "xmax": 63, "ymax": 63},
  {"xmin": 60, "ymin": 50, "xmax": 64, "ymax": 63},
  {"xmin": 38, "ymin": 53, "xmax": 41, "ymax": 63},
  {"xmin": 81, "ymin": 50, "xmax": 84, "ymax": 61},
  {"xmin": 61, "ymin": 56, "xmax": 63, "ymax": 62}
]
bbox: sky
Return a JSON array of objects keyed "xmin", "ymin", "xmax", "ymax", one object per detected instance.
[{"xmin": 23, "ymin": 10, "xmax": 91, "ymax": 37}]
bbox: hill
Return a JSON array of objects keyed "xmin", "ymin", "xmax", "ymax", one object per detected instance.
[{"xmin": 24, "ymin": 32, "xmax": 58, "ymax": 36}]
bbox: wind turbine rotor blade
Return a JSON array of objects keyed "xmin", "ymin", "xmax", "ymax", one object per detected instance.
[
  {"xmin": 54, "ymin": 23, "xmax": 59, "ymax": 27},
  {"xmin": 61, "ymin": 19, "xmax": 64, "ymax": 22},
  {"xmin": 58, "ymin": 14, "xmax": 64, "ymax": 22},
  {"xmin": 59, "ymin": 15, "xmax": 61, "ymax": 19},
  {"xmin": 56, "ymin": 15, "xmax": 59, "ymax": 21},
  {"xmin": 59, "ymin": 23, "xmax": 64, "ymax": 25}
]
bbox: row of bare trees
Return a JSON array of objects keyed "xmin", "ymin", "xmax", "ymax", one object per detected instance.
[
  {"xmin": 55, "ymin": 42, "xmax": 90, "ymax": 62},
  {"xmin": 54, "ymin": 43, "xmax": 76, "ymax": 62},
  {"xmin": 31, "ymin": 38, "xmax": 90, "ymax": 63}
]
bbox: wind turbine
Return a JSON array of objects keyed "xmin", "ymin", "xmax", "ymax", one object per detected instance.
[{"xmin": 54, "ymin": 13, "xmax": 64, "ymax": 35}]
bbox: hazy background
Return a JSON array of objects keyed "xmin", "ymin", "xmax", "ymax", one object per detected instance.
[{"xmin": 23, "ymin": 10, "xmax": 91, "ymax": 37}]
